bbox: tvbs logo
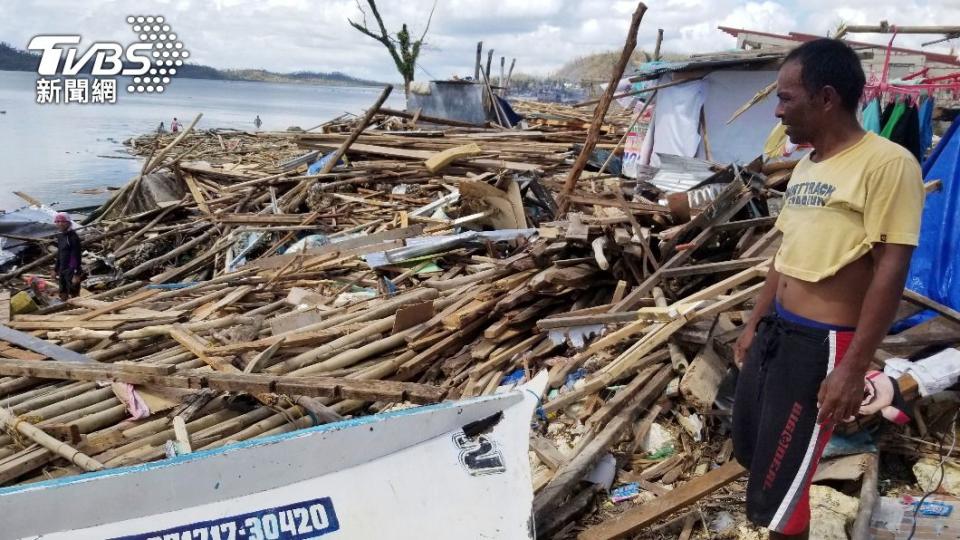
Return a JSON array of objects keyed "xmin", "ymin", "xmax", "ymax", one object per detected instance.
[{"xmin": 29, "ymin": 15, "xmax": 189, "ymax": 104}]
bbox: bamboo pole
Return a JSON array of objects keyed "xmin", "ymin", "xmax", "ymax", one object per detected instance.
[
  {"xmin": 0, "ymin": 406, "xmax": 103, "ymax": 471},
  {"xmin": 558, "ymin": 2, "xmax": 648, "ymax": 215}
]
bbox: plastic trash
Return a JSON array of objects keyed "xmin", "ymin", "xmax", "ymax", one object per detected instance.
[
  {"xmin": 10, "ymin": 291, "xmax": 37, "ymax": 315},
  {"xmin": 307, "ymin": 152, "xmax": 346, "ymax": 175},
  {"xmin": 885, "ymin": 349, "xmax": 960, "ymax": 396},
  {"xmin": 678, "ymin": 413, "xmax": 704, "ymax": 442},
  {"xmin": 640, "ymin": 422, "xmax": 676, "ymax": 459},
  {"xmin": 332, "ymin": 290, "xmax": 376, "ymax": 307},
  {"xmin": 284, "ymin": 234, "xmax": 330, "ymax": 254},
  {"xmin": 708, "ymin": 511, "xmax": 736, "ymax": 533},
  {"xmin": 585, "ymin": 453, "xmax": 617, "ymax": 489},
  {"xmin": 609, "ymin": 483, "xmax": 641, "ymax": 503}
]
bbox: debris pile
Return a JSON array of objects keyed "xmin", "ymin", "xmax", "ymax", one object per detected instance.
[{"xmin": 0, "ymin": 94, "xmax": 956, "ymax": 540}]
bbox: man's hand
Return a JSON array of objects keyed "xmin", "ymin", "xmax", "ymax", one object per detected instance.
[
  {"xmin": 71, "ymin": 274, "xmax": 81, "ymax": 285},
  {"xmin": 734, "ymin": 322, "xmax": 758, "ymax": 368},
  {"xmin": 817, "ymin": 362, "xmax": 866, "ymax": 424}
]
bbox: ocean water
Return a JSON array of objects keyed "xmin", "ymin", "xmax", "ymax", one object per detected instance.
[{"xmin": 0, "ymin": 70, "xmax": 402, "ymax": 212}]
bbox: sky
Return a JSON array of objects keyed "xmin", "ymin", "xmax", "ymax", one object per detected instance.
[{"xmin": 2, "ymin": 0, "xmax": 958, "ymax": 81}]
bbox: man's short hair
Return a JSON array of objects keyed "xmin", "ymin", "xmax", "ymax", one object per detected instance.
[{"xmin": 783, "ymin": 38, "xmax": 865, "ymax": 112}]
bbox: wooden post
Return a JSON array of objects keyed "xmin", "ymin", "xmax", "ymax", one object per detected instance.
[
  {"xmin": 505, "ymin": 58, "xmax": 516, "ymax": 96},
  {"xmin": 653, "ymin": 28, "xmax": 664, "ymax": 61},
  {"xmin": 279, "ymin": 84, "xmax": 393, "ymax": 216},
  {"xmin": 485, "ymin": 49, "xmax": 494, "ymax": 81},
  {"xmin": 474, "ymin": 41, "xmax": 483, "ymax": 80},
  {"xmin": 499, "ymin": 56, "xmax": 505, "ymax": 94},
  {"xmin": 851, "ymin": 453, "xmax": 880, "ymax": 539},
  {"xmin": 558, "ymin": 2, "xmax": 648, "ymax": 215}
]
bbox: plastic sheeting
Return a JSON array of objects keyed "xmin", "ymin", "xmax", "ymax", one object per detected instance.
[
  {"xmin": 649, "ymin": 75, "xmax": 704, "ymax": 167},
  {"xmin": 700, "ymin": 70, "xmax": 779, "ymax": 164},
  {"xmin": 903, "ymin": 116, "xmax": 960, "ymax": 321}
]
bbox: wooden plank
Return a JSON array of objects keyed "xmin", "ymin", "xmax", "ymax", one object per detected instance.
[
  {"xmin": 393, "ymin": 301, "xmax": 435, "ymax": 334},
  {"xmin": 712, "ymin": 216, "xmax": 776, "ymax": 232},
  {"xmin": 13, "ymin": 191, "xmax": 43, "ymax": 206},
  {"xmin": 0, "ymin": 290, "xmax": 9, "ymax": 323},
  {"xmin": 0, "ymin": 357, "xmax": 446, "ymax": 404},
  {"xmin": 193, "ymin": 285, "xmax": 252, "ymax": 321},
  {"xmin": 739, "ymin": 226, "xmax": 781, "ymax": 259},
  {"xmin": 578, "ymin": 461, "xmax": 746, "ymax": 539},
  {"xmin": 7, "ymin": 319, "xmax": 123, "ymax": 331},
  {"xmin": 0, "ymin": 346, "xmax": 46, "ymax": 361},
  {"xmin": 0, "ymin": 324, "xmax": 93, "ymax": 363},
  {"xmin": 565, "ymin": 194, "xmax": 669, "ymax": 214},
  {"xmin": 377, "ymin": 107, "xmax": 487, "ymax": 129},
  {"xmin": 168, "ymin": 324, "xmax": 212, "ymax": 362},
  {"xmin": 71, "ymin": 289, "xmax": 159, "ymax": 322},
  {"xmin": 424, "ymin": 143, "xmax": 483, "ymax": 174},
  {"xmin": 565, "ymin": 213, "xmax": 590, "ymax": 242},
  {"xmin": 679, "ymin": 345, "xmax": 726, "ymax": 412},
  {"xmin": 183, "ymin": 174, "xmax": 210, "ymax": 214},
  {"xmin": 216, "ymin": 214, "xmax": 319, "ymax": 225},
  {"xmin": 530, "ymin": 435, "xmax": 567, "ymax": 470},
  {"xmin": 250, "ymin": 225, "xmax": 424, "ymax": 271},
  {"xmin": 659, "ymin": 257, "xmax": 768, "ymax": 278},
  {"xmin": 269, "ymin": 309, "xmax": 325, "ymax": 335},
  {"xmin": 172, "ymin": 416, "xmax": 193, "ymax": 453},
  {"xmin": 307, "ymin": 141, "xmax": 543, "ymax": 173},
  {"xmin": 902, "ymin": 289, "xmax": 960, "ymax": 325}
]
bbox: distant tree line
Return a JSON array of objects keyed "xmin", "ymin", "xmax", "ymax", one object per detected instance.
[{"xmin": 0, "ymin": 42, "xmax": 384, "ymax": 86}]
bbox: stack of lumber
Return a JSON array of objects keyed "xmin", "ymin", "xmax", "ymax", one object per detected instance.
[{"xmin": 0, "ymin": 97, "xmax": 956, "ymax": 540}]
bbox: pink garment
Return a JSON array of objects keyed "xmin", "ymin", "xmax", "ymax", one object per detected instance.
[{"xmin": 111, "ymin": 382, "xmax": 151, "ymax": 419}]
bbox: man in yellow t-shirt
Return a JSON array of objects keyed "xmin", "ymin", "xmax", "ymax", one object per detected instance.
[{"xmin": 731, "ymin": 39, "xmax": 923, "ymax": 540}]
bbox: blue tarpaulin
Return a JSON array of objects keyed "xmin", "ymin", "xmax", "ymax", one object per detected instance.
[{"xmin": 900, "ymin": 116, "xmax": 960, "ymax": 330}]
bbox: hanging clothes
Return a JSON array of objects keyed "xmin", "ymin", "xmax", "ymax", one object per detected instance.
[
  {"xmin": 880, "ymin": 100, "xmax": 896, "ymax": 132},
  {"xmin": 862, "ymin": 98, "xmax": 882, "ymax": 134},
  {"xmin": 887, "ymin": 102, "xmax": 922, "ymax": 161},
  {"xmin": 919, "ymin": 96, "xmax": 935, "ymax": 159},
  {"xmin": 880, "ymin": 100, "xmax": 907, "ymax": 139}
]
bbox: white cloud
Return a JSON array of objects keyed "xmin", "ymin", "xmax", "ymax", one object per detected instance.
[{"xmin": 0, "ymin": 0, "xmax": 957, "ymax": 81}]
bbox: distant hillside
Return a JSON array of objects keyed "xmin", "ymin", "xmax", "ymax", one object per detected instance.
[
  {"xmin": 0, "ymin": 42, "xmax": 384, "ymax": 87},
  {"xmin": 0, "ymin": 42, "xmax": 40, "ymax": 71},
  {"xmin": 553, "ymin": 49, "xmax": 689, "ymax": 83}
]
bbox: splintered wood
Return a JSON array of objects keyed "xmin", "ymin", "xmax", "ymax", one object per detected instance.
[{"xmin": 0, "ymin": 91, "xmax": 950, "ymax": 540}]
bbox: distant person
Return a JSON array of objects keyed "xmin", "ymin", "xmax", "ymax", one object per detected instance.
[
  {"xmin": 254, "ymin": 115, "xmax": 262, "ymax": 130},
  {"xmin": 157, "ymin": 121, "xmax": 165, "ymax": 134},
  {"xmin": 171, "ymin": 117, "xmax": 181, "ymax": 133},
  {"xmin": 53, "ymin": 213, "xmax": 82, "ymax": 301}
]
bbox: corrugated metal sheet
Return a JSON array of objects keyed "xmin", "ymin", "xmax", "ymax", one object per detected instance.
[{"xmin": 649, "ymin": 154, "xmax": 716, "ymax": 193}]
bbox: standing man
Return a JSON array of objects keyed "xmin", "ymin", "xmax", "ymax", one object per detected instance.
[
  {"xmin": 53, "ymin": 213, "xmax": 83, "ymax": 301},
  {"xmin": 171, "ymin": 117, "xmax": 181, "ymax": 133},
  {"xmin": 254, "ymin": 114, "xmax": 262, "ymax": 130},
  {"xmin": 732, "ymin": 39, "xmax": 924, "ymax": 539}
]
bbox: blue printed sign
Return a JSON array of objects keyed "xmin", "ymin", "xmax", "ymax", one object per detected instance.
[{"xmin": 110, "ymin": 496, "xmax": 340, "ymax": 540}]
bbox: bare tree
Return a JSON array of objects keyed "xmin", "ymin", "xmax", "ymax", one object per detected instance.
[{"xmin": 348, "ymin": 0, "xmax": 436, "ymax": 96}]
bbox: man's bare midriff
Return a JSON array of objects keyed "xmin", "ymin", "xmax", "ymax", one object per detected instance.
[{"xmin": 776, "ymin": 253, "xmax": 874, "ymax": 327}]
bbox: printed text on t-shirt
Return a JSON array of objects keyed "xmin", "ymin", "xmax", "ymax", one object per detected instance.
[{"xmin": 784, "ymin": 181, "xmax": 836, "ymax": 207}]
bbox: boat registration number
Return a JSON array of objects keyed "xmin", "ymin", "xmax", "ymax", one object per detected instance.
[{"xmin": 109, "ymin": 496, "xmax": 340, "ymax": 540}]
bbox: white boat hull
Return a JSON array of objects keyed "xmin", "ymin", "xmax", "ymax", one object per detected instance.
[{"xmin": 0, "ymin": 375, "xmax": 546, "ymax": 540}]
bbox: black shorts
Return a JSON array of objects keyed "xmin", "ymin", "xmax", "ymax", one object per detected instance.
[{"xmin": 732, "ymin": 303, "xmax": 854, "ymax": 535}]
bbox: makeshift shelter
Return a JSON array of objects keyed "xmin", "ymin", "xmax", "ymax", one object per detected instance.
[
  {"xmin": 622, "ymin": 50, "xmax": 786, "ymax": 176},
  {"xmin": 406, "ymin": 80, "xmax": 520, "ymax": 127}
]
